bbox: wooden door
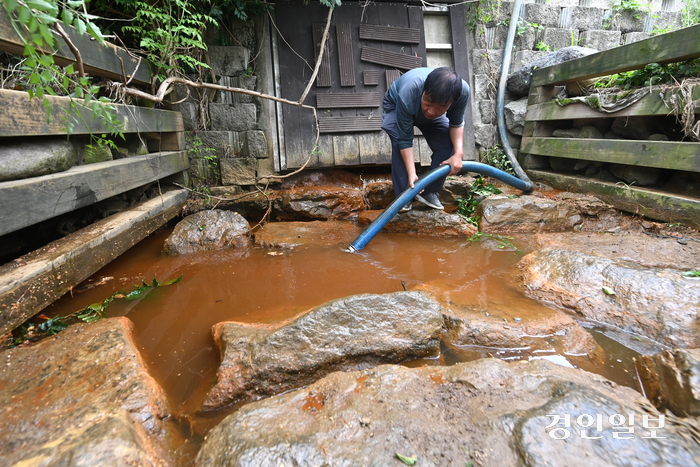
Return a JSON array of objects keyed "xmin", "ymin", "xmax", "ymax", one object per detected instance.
[{"xmin": 274, "ymin": 0, "xmax": 474, "ymax": 170}]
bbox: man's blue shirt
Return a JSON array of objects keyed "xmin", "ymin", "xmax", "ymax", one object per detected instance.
[{"xmin": 387, "ymin": 67, "xmax": 470, "ymax": 150}]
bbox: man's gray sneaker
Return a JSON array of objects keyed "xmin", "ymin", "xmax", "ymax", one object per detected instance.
[
  {"xmin": 415, "ymin": 192, "xmax": 444, "ymax": 210},
  {"xmin": 399, "ymin": 202, "xmax": 412, "ymax": 213}
]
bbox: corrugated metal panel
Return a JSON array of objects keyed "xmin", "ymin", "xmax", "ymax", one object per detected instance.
[
  {"xmin": 385, "ymin": 69, "xmax": 402, "ymax": 88},
  {"xmin": 359, "ymin": 24, "xmax": 420, "ymax": 43},
  {"xmin": 319, "ymin": 116, "xmax": 382, "ymax": 133},
  {"xmin": 361, "ymin": 46, "xmax": 423, "ymax": 70},
  {"xmin": 316, "ymin": 92, "xmax": 380, "ymax": 108},
  {"xmin": 363, "ymin": 70, "xmax": 378, "ymax": 86},
  {"xmin": 312, "ymin": 22, "xmax": 332, "ymax": 87},
  {"xmin": 336, "ymin": 23, "xmax": 355, "ymax": 87}
]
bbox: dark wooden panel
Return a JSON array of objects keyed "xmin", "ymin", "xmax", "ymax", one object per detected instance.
[
  {"xmin": 319, "ymin": 116, "xmax": 382, "ymax": 133},
  {"xmin": 529, "ymin": 170, "xmax": 700, "ymax": 229},
  {"xmin": 408, "ymin": 6, "xmax": 427, "ymax": 68},
  {"xmin": 0, "ymin": 89, "xmax": 183, "ymax": 137},
  {"xmin": 0, "ymin": 151, "xmax": 189, "ymax": 237},
  {"xmin": 361, "ymin": 46, "xmax": 423, "ymax": 70},
  {"xmin": 386, "ymin": 69, "xmax": 402, "ymax": 88},
  {"xmin": 0, "ymin": 10, "xmax": 152, "ymax": 86},
  {"xmin": 336, "ymin": 23, "xmax": 356, "ymax": 87},
  {"xmin": 313, "ymin": 22, "xmax": 332, "ymax": 87},
  {"xmin": 275, "ymin": 0, "xmax": 327, "ymax": 168},
  {"xmin": 363, "ymin": 70, "xmax": 379, "ymax": 86},
  {"xmin": 316, "ymin": 92, "xmax": 380, "ymax": 108},
  {"xmin": 521, "ymin": 137, "xmax": 700, "ymax": 172},
  {"xmin": 0, "ymin": 189, "xmax": 188, "ymax": 336},
  {"xmin": 359, "ymin": 24, "xmax": 420, "ymax": 43},
  {"xmin": 531, "ymin": 24, "xmax": 700, "ymax": 87}
]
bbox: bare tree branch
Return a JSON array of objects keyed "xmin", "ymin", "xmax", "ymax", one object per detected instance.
[
  {"xmin": 299, "ymin": 6, "xmax": 333, "ymax": 105},
  {"xmin": 53, "ymin": 23, "xmax": 85, "ymax": 78}
]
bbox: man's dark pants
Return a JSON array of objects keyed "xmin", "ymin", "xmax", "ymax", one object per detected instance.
[{"xmin": 381, "ymin": 92, "xmax": 455, "ymax": 198}]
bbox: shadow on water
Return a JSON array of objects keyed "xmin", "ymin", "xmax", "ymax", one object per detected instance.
[{"xmin": 45, "ymin": 223, "xmax": 650, "ymax": 465}]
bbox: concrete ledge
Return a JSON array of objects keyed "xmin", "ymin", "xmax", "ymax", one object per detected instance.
[{"xmin": 0, "ymin": 189, "xmax": 188, "ymax": 335}]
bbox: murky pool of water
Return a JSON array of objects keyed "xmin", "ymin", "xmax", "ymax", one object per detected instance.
[{"xmin": 45, "ymin": 223, "xmax": 645, "ymax": 464}]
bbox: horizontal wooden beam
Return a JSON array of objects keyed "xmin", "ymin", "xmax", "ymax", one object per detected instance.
[
  {"xmin": 526, "ymin": 85, "xmax": 700, "ymax": 121},
  {"xmin": 0, "ymin": 189, "xmax": 188, "ymax": 336},
  {"xmin": 529, "ymin": 170, "xmax": 700, "ymax": 229},
  {"xmin": 0, "ymin": 89, "xmax": 183, "ymax": 137},
  {"xmin": 531, "ymin": 24, "xmax": 700, "ymax": 87},
  {"xmin": 0, "ymin": 151, "xmax": 189, "ymax": 237},
  {"xmin": 521, "ymin": 137, "xmax": 700, "ymax": 172},
  {"xmin": 0, "ymin": 10, "xmax": 152, "ymax": 86}
]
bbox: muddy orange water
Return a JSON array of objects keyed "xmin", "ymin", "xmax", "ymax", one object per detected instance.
[{"xmin": 45, "ymin": 224, "xmax": 643, "ymax": 465}]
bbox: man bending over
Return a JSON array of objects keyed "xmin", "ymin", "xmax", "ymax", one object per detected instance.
[{"xmin": 381, "ymin": 67, "xmax": 470, "ymax": 212}]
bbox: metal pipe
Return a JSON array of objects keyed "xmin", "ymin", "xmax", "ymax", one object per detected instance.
[
  {"xmin": 496, "ymin": 0, "xmax": 534, "ymax": 191},
  {"xmin": 345, "ymin": 162, "xmax": 531, "ymax": 252}
]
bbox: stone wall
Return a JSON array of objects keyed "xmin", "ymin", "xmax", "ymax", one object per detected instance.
[
  {"xmin": 174, "ymin": 17, "xmax": 274, "ymax": 188},
  {"xmin": 465, "ymin": 0, "xmax": 683, "ymax": 157}
]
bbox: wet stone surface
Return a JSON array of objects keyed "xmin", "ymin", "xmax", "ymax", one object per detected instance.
[
  {"xmin": 518, "ymin": 249, "xmax": 700, "ymax": 348},
  {"xmin": 359, "ymin": 208, "xmax": 478, "ymax": 237},
  {"xmin": 0, "ymin": 317, "xmax": 169, "ymax": 466},
  {"xmin": 253, "ymin": 220, "xmax": 363, "ymax": 249},
  {"xmin": 202, "ymin": 292, "xmax": 445, "ymax": 410},
  {"xmin": 535, "ymin": 231, "xmax": 700, "ymax": 270},
  {"xmin": 478, "ymin": 195, "xmax": 582, "ymax": 233},
  {"xmin": 637, "ymin": 348, "xmax": 700, "ymax": 418},
  {"xmin": 273, "ymin": 186, "xmax": 365, "ymax": 221},
  {"xmin": 163, "ymin": 209, "xmax": 250, "ymax": 255},
  {"xmin": 196, "ymin": 358, "xmax": 700, "ymax": 467}
]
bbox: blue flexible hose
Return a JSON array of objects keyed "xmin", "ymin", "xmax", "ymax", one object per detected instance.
[{"xmin": 345, "ymin": 162, "xmax": 531, "ymax": 252}]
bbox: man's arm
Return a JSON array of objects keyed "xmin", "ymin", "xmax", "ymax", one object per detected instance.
[
  {"xmin": 401, "ymin": 147, "xmax": 419, "ymax": 188},
  {"xmin": 441, "ymin": 125, "xmax": 464, "ymax": 175}
]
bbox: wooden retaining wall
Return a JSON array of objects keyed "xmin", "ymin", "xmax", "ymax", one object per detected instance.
[
  {"xmin": 0, "ymin": 11, "xmax": 189, "ymax": 335},
  {"xmin": 520, "ymin": 24, "xmax": 700, "ymax": 228}
]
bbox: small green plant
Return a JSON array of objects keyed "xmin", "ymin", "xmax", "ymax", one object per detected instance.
[
  {"xmin": 481, "ymin": 145, "xmax": 514, "ymax": 175},
  {"xmin": 466, "ymin": 0, "xmax": 502, "ymax": 31},
  {"xmin": 593, "ymin": 60, "xmax": 700, "ymax": 90},
  {"xmin": 9, "ymin": 275, "xmax": 183, "ymax": 347},
  {"xmin": 188, "ymin": 135, "xmax": 218, "ymax": 171},
  {"xmin": 682, "ymin": 270, "xmax": 700, "ymax": 278},
  {"xmin": 121, "ymin": 0, "xmax": 218, "ymax": 82},
  {"xmin": 535, "ymin": 41, "xmax": 550, "ymax": 52},
  {"xmin": 395, "ymin": 453, "xmax": 417, "ymax": 466},
  {"xmin": 456, "ymin": 176, "xmax": 503, "ymax": 226}
]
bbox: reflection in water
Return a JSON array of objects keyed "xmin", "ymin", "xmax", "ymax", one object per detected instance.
[{"xmin": 45, "ymin": 224, "xmax": 644, "ymax": 465}]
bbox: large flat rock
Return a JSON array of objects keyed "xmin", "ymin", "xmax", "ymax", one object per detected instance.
[
  {"xmin": 253, "ymin": 220, "xmax": 363, "ymax": 249},
  {"xmin": 196, "ymin": 358, "xmax": 700, "ymax": 466},
  {"xmin": 359, "ymin": 208, "xmax": 478, "ymax": 237},
  {"xmin": 0, "ymin": 317, "xmax": 169, "ymax": 466},
  {"xmin": 479, "ymin": 195, "xmax": 582, "ymax": 233},
  {"xmin": 535, "ymin": 231, "xmax": 700, "ymax": 270},
  {"xmin": 202, "ymin": 292, "xmax": 445, "ymax": 410},
  {"xmin": 518, "ymin": 249, "xmax": 700, "ymax": 348}
]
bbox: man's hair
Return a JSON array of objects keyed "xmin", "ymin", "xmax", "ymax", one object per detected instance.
[{"xmin": 423, "ymin": 67, "xmax": 463, "ymax": 106}]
